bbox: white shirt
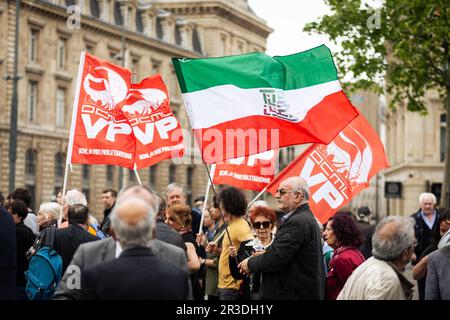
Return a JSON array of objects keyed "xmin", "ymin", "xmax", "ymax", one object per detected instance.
[{"xmin": 115, "ymin": 241, "xmax": 122, "ymax": 258}]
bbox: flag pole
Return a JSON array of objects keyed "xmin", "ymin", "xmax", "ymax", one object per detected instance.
[
  {"xmin": 133, "ymin": 164, "xmax": 142, "ymax": 185},
  {"xmin": 198, "ymin": 163, "xmax": 215, "ymax": 235},
  {"xmin": 58, "ymin": 51, "xmax": 86, "ymax": 227},
  {"xmin": 247, "ymin": 186, "xmax": 267, "ymax": 209},
  {"xmin": 202, "ymin": 161, "xmax": 233, "ymax": 246}
]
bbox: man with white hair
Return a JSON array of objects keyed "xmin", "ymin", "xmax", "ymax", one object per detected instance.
[
  {"xmin": 238, "ymin": 176, "xmax": 325, "ymax": 299},
  {"xmin": 337, "ymin": 216, "xmax": 416, "ymax": 300},
  {"xmin": 80, "ymin": 197, "xmax": 189, "ymax": 299},
  {"xmin": 410, "ymin": 192, "xmax": 439, "ymax": 300}
]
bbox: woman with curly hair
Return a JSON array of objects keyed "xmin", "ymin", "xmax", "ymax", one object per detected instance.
[{"xmin": 323, "ymin": 213, "xmax": 365, "ymax": 300}]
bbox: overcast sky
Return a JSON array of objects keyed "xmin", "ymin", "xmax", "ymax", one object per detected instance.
[{"xmin": 247, "ymin": 0, "xmax": 339, "ymax": 56}]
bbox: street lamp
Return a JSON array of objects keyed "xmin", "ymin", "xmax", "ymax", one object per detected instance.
[{"xmin": 8, "ymin": 0, "xmax": 21, "ymax": 192}]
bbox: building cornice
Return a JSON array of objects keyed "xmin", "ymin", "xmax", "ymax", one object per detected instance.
[
  {"xmin": 383, "ymin": 162, "xmax": 445, "ymax": 176},
  {"xmin": 22, "ymin": 0, "xmax": 203, "ymax": 58},
  {"xmin": 156, "ymin": 1, "xmax": 273, "ymax": 39}
]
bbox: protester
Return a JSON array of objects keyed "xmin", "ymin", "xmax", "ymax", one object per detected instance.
[
  {"xmin": 337, "ymin": 216, "xmax": 416, "ymax": 300},
  {"xmin": 213, "ymin": 187, "xmax": 253, "ymax": 300},
  {"xmin": 316, "ymin": 219, "xmax": 333, "ymax": 274},
  {"xmin": 155, "ymin": 195, "xmax": 187, "ymax": 250},
  {"xmin": 411, "ymin": 193, "xmax": 440, "ymax": 261},
  {"xmin": 80, "ymin": 197, "xmax": 190, "ymax": 300},
  {"xmin": 100, "ymin": 189, "xmax": 116, "ymax": 236},
  {"xmin": 239, "ymin": 177, "xmax": 325, "ymax": 300},
  {"xmin": 323, "ymin": 214, "xmax": 365, "ymax": 300},
  {"xmin": 5, "ymin": 200, "xmax": 36, "ymax": 300},
  {"xmin": 413, "ymin": 209, "xmax": 450, "ymax": 299},
  {"xmin": 7, "ymin": 188, "xmax": 38, "ymax": 234},
  {"xmin": 0, "ymin": 204, "xmax": 17, "ymax": 299},
  {"xmin": 0, "ymin": 191, "xmax": 5, "ymax": 206},
  {"xmin": 36, "ymin": 202, "xmax": 60, "ymax": 231},
  {"xmin": 197, "ymin": 196, "xmax": 228, "ymax": 300},
  {"xmin": 166, "ymin": 183, "xmax": 202, "ymax": 234},
  {"xmin": 355, "ymin": 205, "xmax": 376, "ymax": 259},
  {"xmin": 54, "ymin": 185, "xmax": 190, "ymax": 300},
  {"xmin": 60, "ymin": 189, "xmax": 104, "ymax": 238},
  {"xmin": 194, "ymin": 196, "xmax": 205, "ymax": 211},
  {"xmin": 426, "ymin": 213, "xmax": 450, "ymax": 300},
  {"xmin": 229, "ymin": 206, "xmax": 276, "ymax": 300},
  {"xmin": 53, "ymin": 204, "xmax": 99, "ymax": 273},
  {"xmin": 165, "ymin": 204, "xmax": 203, "ymax": 299}
]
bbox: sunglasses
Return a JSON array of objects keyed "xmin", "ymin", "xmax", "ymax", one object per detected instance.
[
  {"xmin": 276, "ymin": 188, "xmax": 296, "ymax": 196},
  {"xmin": 253, "ymin": 221, "xmax": 271, "ymax": 229}
]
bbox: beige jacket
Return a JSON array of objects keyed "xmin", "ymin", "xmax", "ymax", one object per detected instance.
[{"xmin": 337, "ymin": 257, "xmax": 414, "ymax": 300}]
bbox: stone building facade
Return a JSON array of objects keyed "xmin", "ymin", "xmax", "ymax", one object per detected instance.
[
  {"xmin": 0, "ymin": 0, "xmax": 271, "ymax": 218},
  {"xmin": 383, "ymin": 89, "xmax": 446, "ymax": 216}
]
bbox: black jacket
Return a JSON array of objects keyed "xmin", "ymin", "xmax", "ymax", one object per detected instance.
[
  {"xmin": 81, "ymin": 246, "xmax": 190, "ymax": 300},
  {"xmin": 248, "ymin": 203, "xmax": 325, "ymax": 300},
  {"xmin": 155, "ymin": 219, "xmax": 187, "ymax": 251},
  {"xmin": 411, "ymin": 209, "xmax": 440, "ymax": 262},
  {"xmin": 15, "ymin": 222, "xmax": 36, "ymax": 287},
  {"xmin": 0, "ymin": 206, "xmax": 16, "ymax": 299},
  {"xmin": 53, "ymin": 224, "xmax": 99, "ymax": 273}
]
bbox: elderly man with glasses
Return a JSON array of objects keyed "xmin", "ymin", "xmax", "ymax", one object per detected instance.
[{"xmin": 238, "ymin": 176, "xmax": 325, "ymax": 300}]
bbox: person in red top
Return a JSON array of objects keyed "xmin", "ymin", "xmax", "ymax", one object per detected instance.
[{"xmin": 323, "ymin": 214, "xmax": 365, "ymax": 300}]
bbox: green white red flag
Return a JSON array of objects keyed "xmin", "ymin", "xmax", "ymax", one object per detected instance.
[{"xmin": 172, "ymin": 45, "xmax": 358, "ymax": 164}]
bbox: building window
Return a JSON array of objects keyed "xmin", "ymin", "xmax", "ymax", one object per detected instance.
[
  {"xmin": 131, "ymin": 58, "xmax": 139, "ymax": 83},
  {"xmin": 56, "ymin": 88, "xmax": 66, "ymax": 127},
  {"xmin": 192, "ymin": 28, "xmax": 202, "ymax": 53},
  {"xmin": 136, "ymin": 9, "xmax": 144, "ymax": 33},
  {"xmin": 28, "ymin": 81, "xmax": 38, "ymax": 123},
  {"xmin": 114, "ymin": 1, "xmax": 123, "ymax": 26},
  {"xmin": 175, "ymin": 26, "xmax": 182, "ymax": 46},
  {"xmin": 29, "ymin": 29, "xmax": 38, "ymax": 63},
  {"xmin": 441, "ymin": 114, "xmax": 447, "ymax": 162},
  {"xmin": 106, "ymin": 165, "xmax": 114, "ymax": 187},
  {"xmin": 149, "ymin": 165, "xmax": 157, "ymax": 188},
  {"xmin": 55, "ymin": 152, "xmax": 65, "ymax": 194},
  {"xmin": 156, "ymin": 17, "xmax": 164, "ymax": 40},
  {"xmin": 25, "ymin": 149, "xmax": 38, "ymax": 210},
  {"xmin": 90, "ymin": 0, "xmax": 100, "ymax": 18},
  {"xmin": 169, "ymin": 164, "xmax": 176, "ymax": 183},
  {"xmin": 82, "ymin": 164, "xmax": 90, "ymax": 202},
  {"xmin": 65, "ymin": 0, "xmax": 76, "ymax": 7},
  {"xmin": 57, "ymin": 38, "xmax": 66, "ymax": 69}
]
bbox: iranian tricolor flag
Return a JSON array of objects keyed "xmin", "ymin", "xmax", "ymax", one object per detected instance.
[{"xmin": 172, "ymin": 45, "xmax": 358, "ymax": 164}]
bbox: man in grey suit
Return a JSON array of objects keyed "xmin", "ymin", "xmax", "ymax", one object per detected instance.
[{"xmin": 53, "ymin": 185, "xmax": 191, "ymax": 300}]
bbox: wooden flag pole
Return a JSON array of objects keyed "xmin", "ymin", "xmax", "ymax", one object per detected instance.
[
  {"xmin": 202, "ymin": 161, "xmax": 233, "ymax": 246},
  {"xmin": 198, "ymin": 164, "xmax": 216, "ymax": 235},
  {"xmin": 134, "ymin": 164, "xmax": 142, "ymax": 185}
]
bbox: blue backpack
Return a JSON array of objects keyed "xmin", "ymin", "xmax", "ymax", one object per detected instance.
[{"xmin": 25, "ymin": 228, "xmax": 63, "ymax": 300}]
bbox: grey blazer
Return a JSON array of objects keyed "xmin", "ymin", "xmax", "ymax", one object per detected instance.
[{"xmin": 53, "ymin": 237, "xmax": 192, "ymax": 300}]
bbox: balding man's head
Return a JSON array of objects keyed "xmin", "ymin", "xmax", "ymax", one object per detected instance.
[
  {"xmin": 372, "ymin": 216, "xmax": 416, "ymax": 267},
  {"xmin": 275, "ymin": 176, "xmax": 309, "ymax": 212},
  {"xmin": 117, "ymin": 185, "xmax": 159, "ymax": 214},
  {"xmin": 110, "ymin": 196, "xmax": 155, "ymax": 249}
]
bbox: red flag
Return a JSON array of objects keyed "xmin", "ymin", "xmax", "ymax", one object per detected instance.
[
  {"xmin": 68, "ymin": 52, "xmax": 184, "ymax": 169},
  {"xmin": 121, "ymin": 75, "xmax": 184, "ymax": 169},
  {"xmin": 68, "ymin": 52, "xmax": 134, "ymax": 168},
  {"xmin": 213, "ymin": 150, "xmax": 277, "ymax": 191},
  {"xmin": 266, "ymin": 114, "xmax": 389, "ymax": 223}
]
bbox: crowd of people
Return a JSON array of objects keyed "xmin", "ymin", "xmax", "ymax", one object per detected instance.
[{"xmin": 0, "ymin": 180, "xmax": 449, "ymax": 300}]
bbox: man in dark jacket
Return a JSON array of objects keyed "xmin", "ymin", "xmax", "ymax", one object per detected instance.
[
  {"xmin": 5, "ymin": 200, "xmax": 36, "ymax": 299},
  {"xmin": 53, "ymin": 204, "xmax": 99, "ymax": 273},
  {"xmin": 0, "ymin": 204, "xmax": 16, "ymax": 299},
  {"xmin": 80, "ymin": 197, "xmax": 189, "ymax": 299},
  {"xmin": 100, "ymin": 189, "xmax": 116, "ymax": 236},
  {"xmin": 239, "ymin": 176, "xmax": 325, "ymax": 300}
]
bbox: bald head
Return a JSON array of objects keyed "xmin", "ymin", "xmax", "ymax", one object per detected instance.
[
  {"xmin": 118, "ymin": 185, "xmax": 159, "ymax": 213},
  {"xmin": 110, "ymin": 196, "xmax": 155, "ymax": 249},
  {"xmin": 275, "ymin": 176, "xmax": 309, "ymax": 212}
]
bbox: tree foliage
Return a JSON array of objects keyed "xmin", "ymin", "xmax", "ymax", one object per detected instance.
[
  {"xmin": 304, "ymin": 0, "xmax": 450, "ymax": 206},
  {"xmin": 304, "ymin": 0, "xmax": 449, "ymax": 114}
]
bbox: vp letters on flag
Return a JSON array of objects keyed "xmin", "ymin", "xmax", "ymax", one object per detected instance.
[
  {"xmin": 68, "ymin": 52, "xmax": 183, "ymax": 169},
  {"xmin": 213, "ymin": 150, "xmax": 277, "ymax": 192},
  {"xmin": 267, "ymin": 114, "xmax": 389, "ymax": 223},
  {"xmin": 173, "ymin": 45, "xmax": 358, "ymax": 164}
]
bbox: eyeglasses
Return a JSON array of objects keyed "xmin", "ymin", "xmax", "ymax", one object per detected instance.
[
  {"xmin": 253, "ymin": 221, "xmax": 271, "ymax": 229},
  {"xmin": 276, "ymin": 188, "xmax": 296, "ymax": 196}
]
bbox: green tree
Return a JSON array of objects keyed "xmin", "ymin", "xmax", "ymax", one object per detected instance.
[{"xmin": 305, "ymin": 0, "xmax": 450, "ymax": 207}]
